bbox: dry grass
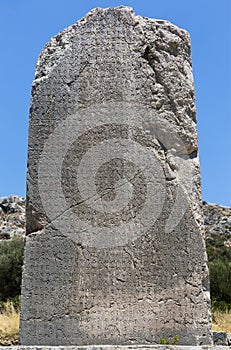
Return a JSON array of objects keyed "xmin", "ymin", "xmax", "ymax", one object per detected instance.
[
  {"xmin": 0, "ymin": 301, "xmax": 19, "ymax": 345},
  {"xmin": 212, "ymin": 311, "xmax": 231, "ymax": 335}
]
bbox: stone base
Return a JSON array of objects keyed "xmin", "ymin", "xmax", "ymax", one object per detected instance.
[{"xmin": 0, "ymin": 346, "xmax": 230, "ymax": 349}]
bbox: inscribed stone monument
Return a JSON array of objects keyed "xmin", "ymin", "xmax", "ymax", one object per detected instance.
[{"xmin": 20, "ymin": 7, "xmax": 212, "ymax": 346}]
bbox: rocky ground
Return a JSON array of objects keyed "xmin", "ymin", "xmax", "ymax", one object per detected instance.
[
  {"xmin": 0, "ymin": 196, "xmax": 25, "ymax": 239},
  {"xmin": 203, "ymin": 201, "xmax": 231, "ymax": 246},
  {"xmin": 0, "ymin": 196, "xmax": 230, "ymax": 240}
]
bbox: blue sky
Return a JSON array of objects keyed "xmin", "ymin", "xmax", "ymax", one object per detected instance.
[{"xmin": 0, "ymin": 0, "xmax": 230, "ymax": 206}]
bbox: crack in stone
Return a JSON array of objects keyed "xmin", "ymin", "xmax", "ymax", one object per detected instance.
[{"xmin": 50, "ymin": 166, "xmax": 149, "ymax": 224}]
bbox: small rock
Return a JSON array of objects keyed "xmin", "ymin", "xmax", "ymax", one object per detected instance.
[
  {"xmin": 15, "ymin": 228, "xmax": 25, "ymax": 236},
  {"xmin": 0, "ymin": 196, "xmax": 8, "ymax": 204},
  {"xmin": 0, "ymin": 203, "xmax": 15, "ymax": 214},
  {"xmin": 213, "ymin": 331, "xmax": 228, "ymax": 346}
]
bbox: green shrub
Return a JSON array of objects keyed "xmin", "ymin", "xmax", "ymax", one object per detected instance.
[
  {"xmin": 206, "ymin": 233, "xmax": 231, "ymax": 263},
  {"xmin": 0, "ymin": 237, "xmax": 24, "ymax": 301},
  {"xmin": 209, "ymin": 260, "xmax": 231, "ymax": 306},
  {"xmin": 160, "ymin": 335, "xmax": 179, "ymax": 345},
  {"xmin": 211, "ymin": 299, "xmax": 231, "ymax": 313},
  {"xmin": 206, "ymin": 233, "xmax": 231, "ymax": 310},
  {"xmin": 0, "ymin": 296, "xmax": 20, "ymax": 314}
]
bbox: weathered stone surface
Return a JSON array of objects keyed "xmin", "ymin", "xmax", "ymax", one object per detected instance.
[
  {"xmin": 20, "ymin": 7, "xmax": 212, "ymax": 346},
  {"xmin": 0, "ymin": 347, "xmax": 230, "ymax": 350}
]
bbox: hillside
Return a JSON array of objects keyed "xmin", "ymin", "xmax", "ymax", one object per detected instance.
[
  {"xmin": 203, "ymin": 201, "xmax": 231, "ymax": 245},
  {"xmin": 0, "ymin": 196, "xmax": 25, "ymax": 239}
]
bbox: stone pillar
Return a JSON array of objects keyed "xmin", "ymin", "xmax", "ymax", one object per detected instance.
[{"xmin": 20, "ymin": 7, "xmax": 212, "ymax": 346}]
